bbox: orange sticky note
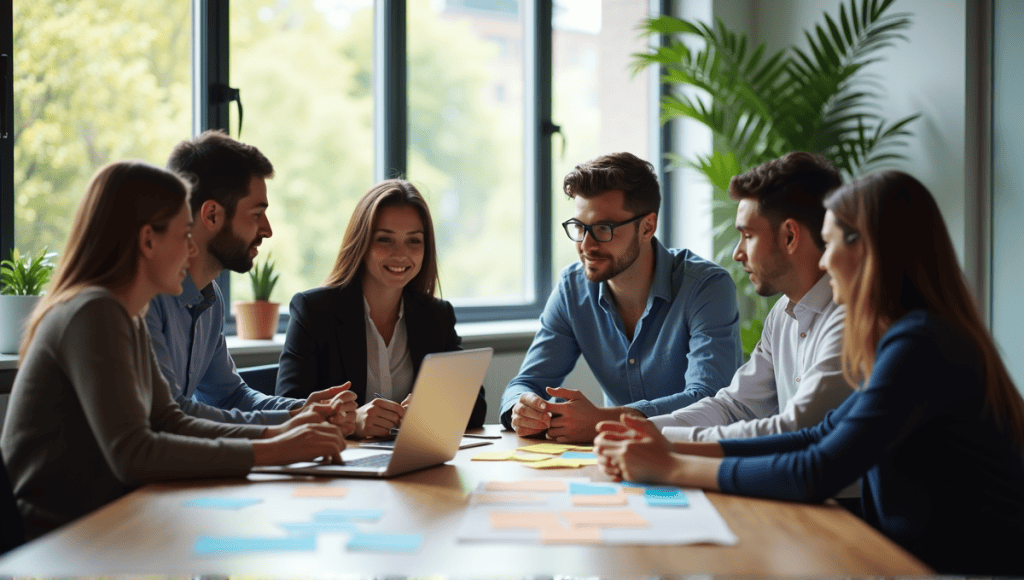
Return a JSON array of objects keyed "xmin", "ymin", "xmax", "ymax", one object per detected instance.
[
  {"xmin": 560, "ymin": 509, "xmax": 649, "ymax": 528},
  {"xmin": 570, "ymin": 493, "xmax": 627, "ymax": 506},
  {"xmin": 540, "ymin": 525, "xmax": 602, "ymax": 544},
  {"xmin": 485, "ymin": 480, "xmax": 567, "ymax": 492},
  {"xmin": 292, "ymin": 487, "xmax": 349, "ymax": 498},
  {"xmin": 489, "ymin": 511, "xmax": 563, "ymax": 530},
  {"xmin": 473, "ymin": 492, "xmax": 545, "ymax": 505}
]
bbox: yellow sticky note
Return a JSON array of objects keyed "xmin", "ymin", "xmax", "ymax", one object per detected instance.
[
  {"xmin": 540, "ymin": 525, "xmax": 602, "ymax": 544},
  {"xmin": 571, "ymin": 493, "xmax": 628, "ymax": 506},
  {"xmin": 510, "ymin": 452, "xmax": 551, "ymax": 462},
  {"xmin": 472, "ymin": 450, "xmax": 516, "ymax": 461},
  {"xmin": 485, "ymin": 480, "xmax": 567, "ymax": 492},
  {"xmin": 568, "ymin": 445, "xmax": 594, "ymax": 452},
  {"xmin": 489, "ymin": 511, "xmax": 563, "ymax": 530},
  {"xmin": 524, "ymin": 458, "xmax": 571, "ymax": 470},
  {"xmin": 292, "ymin": 487, "xmax": 349, "ymax": 498},
  {"xmin": 517, "ymin": 443, "xmax": 575, "ymax": 455},
  {"xmin": 560, "ymin": 509, "xmax": 649, "ymax": 528}
]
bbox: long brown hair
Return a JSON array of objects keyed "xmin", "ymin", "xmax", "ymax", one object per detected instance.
[
  {"xmin": 824, "ymin": 170, "xmax": 1024, "ymax": 445},
  {"xmin": 324, "ymin": 179, "xmax": 438, "ymax": 296},
  {"xmin": 20, "ymin": 161, "xmax": 190, "ymax": 360}
]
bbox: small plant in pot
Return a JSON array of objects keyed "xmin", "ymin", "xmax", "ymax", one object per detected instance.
[
  {"xmin": 234, "ymin": 255, "xmax": 280, "ymax": 340},
  {"xmin": 0, "ymin": 248, "xmax": 57, "ymax": 354}
]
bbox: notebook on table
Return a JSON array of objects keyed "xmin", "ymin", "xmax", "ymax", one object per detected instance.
[{"xmin": 253, "ymin": 347, "xmax": 493, "ymax": 478}]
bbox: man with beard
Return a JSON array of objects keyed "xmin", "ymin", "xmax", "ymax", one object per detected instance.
[
  {"xmin": 146, "ymin": 130, "xmax": 354, "ymax": 425},
  {"xmin": 500, "ymin": 152, "xmax": 743, "ymax": 443},
  {"xmin": 632, "ymin": 152, "xmax": 852, "ymax": 442}
]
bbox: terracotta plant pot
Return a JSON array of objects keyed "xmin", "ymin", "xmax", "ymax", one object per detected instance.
[{"xmin": 233, "ymin": 300, "xmax": 280, "ymax": 340}]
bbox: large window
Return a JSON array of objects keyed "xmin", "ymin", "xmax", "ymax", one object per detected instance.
[{"xmin": 2, "ymin": 0, "xmax": 664, "ymax": 326}]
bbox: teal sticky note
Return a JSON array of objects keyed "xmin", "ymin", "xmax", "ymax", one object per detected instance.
[
  {"xmin": 193, "ymin": 535, "xmax": 316, "ymax": 555},
  {"xmin": 645, "ymin": 488, "xmax": 689, "ymax": 507},
  {"xmin": 561, "ymin": 452, "xmax": 596, "ymax": 459},
  {"xmin": 313, "ymin": 508, "xmax": 384, "ymax": 521},
  {"xmin": 184, "ymin": 497, "xmax": 261, "ymax": 510},
  {"xmin": 278, "ymin": 521, "xmax": 359, "ymax": 535},
  {"xmin": 620, "ymin": 481, "xmax": 651, "ymax": 489},
  {"xmin": 569, "ymin": 482, "xmax": 618, "ymax": 495},
  {"xmin": 346, "ymin": 532, "xmax": 422, "ymax": 553}
]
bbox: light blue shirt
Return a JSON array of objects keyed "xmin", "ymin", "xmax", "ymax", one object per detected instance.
[
  {"xmin": 145, "ymin": 275, "xmax": 301, "ymax": 425},
  {"xmin": 500, "ymin": 238, "xmax": 742, "ymax": 426}
]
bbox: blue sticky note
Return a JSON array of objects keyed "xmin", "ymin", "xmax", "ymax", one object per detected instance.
[
  {"xmin": 620, "ymin": 481, "xmax": 651, "ymax": 489},
  {"xmin": 346, "ymin": 532, "xmax": 422, "ymax": 553},
  {"xmin": 193, "ymin": 535, "xmax": 316, "ymax": 556},
  {"xmin": 313, "ymin": 508, "xmax": 384, "ymax": 521},
  {"xmin": 569, "ymin": 482, "xmax": 618, "ymax": 495},
  {"xmin": 561, "ymin": 452, "xmax": 596, "ymax": 460},
  {"xmin": 278, "ymin": 521, "xmax": 359, "ymax": 535},
  {"xmin": 184, "ymin": 497, "xmax": 261, "ymax": 510},
  {"xmin": 645, "ymin": 488, "xmax": 689, "ymax": 507}
]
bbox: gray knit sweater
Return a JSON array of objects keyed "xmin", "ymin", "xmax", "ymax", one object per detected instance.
[{"xmin": 1, "ymin": 287, "xmax": 264, "ymax": 539}]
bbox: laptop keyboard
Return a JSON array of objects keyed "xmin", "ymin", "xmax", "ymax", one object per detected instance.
[{"xmin": 344, "ymin": 453, "xmax": 392, "ymax": 468}]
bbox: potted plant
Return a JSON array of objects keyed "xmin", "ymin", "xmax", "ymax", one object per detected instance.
[
  {"xmin": 633, "ymin": 0, "xmax": 917, "ymax": 355},
  {"xmin": 234, "ymin": 255, "xmax": 280, "ymax": 340},
  {"xmin": 0, "ymin": 248, "xmax": 57, "ymax": 354}
]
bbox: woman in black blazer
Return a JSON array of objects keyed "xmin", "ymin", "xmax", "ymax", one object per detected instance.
[{"xmin": 276, "ymin": 180, "xmax": 486, "ymax": 437}]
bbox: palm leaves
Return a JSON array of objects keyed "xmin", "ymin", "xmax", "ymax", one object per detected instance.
[{"xmin": 636, "ymin": 0, "xmax": 917, "ymax": 179}]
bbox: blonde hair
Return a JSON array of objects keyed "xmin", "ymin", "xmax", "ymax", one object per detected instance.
[
  {"xmin": 325, "ymin": 179, "xmax": 438, "ymax": 296},
  {"xmin": 824, "ymin": 171, "xmax": 1024, "ymax": 446},
  {"xmin": 20, "ymin": 161, "xmax": 190, "ymax": 360}
]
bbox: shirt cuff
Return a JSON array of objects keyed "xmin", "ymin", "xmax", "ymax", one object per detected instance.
[
  {"xmin": 661, "ymin": 426, "xmax": 699, "ymax": 442},
  {"xmin": 263, "ymin": 410, "xmax": 293, "ymax": 425}
]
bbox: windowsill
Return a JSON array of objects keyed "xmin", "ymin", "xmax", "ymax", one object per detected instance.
[
  {"xmin": 0, "ymin": 320, "xmax": 541, "ymax": 374},
  {"xmin": 225, "ymin": 318, "xmax": 541, "ymax": 357}
]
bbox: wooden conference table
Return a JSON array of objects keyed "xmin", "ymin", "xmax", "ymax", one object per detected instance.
[{"xmin": 0, "ymin": 427, "xmax": 931, "ymax": 577}]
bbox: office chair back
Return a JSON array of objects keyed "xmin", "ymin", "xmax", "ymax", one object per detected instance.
[{"xmin": 237, "ymin": 364, "xmax": 279, "ymax": 397}]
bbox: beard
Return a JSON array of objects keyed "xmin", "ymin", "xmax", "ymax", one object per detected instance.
[
  {"xmin": 580, "ymin": 232, "xmax": 641, "ymax": 283},
  {"xmin": 748, "ymin": 251, "xmax": 790, "ymax": 297},
  {"xmin": 208, "ymin": 223, "xmax": 259, "ymax": 273}
]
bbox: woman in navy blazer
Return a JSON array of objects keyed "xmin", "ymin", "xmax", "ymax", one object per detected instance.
[{"xmin": 276, "ymin": 180, "xmax": 485, "ymax": 437}]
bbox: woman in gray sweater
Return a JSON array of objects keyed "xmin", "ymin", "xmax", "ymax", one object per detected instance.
[{"xmin": 1, "ymin": 161, "xmax": 349, "ymax": 540}]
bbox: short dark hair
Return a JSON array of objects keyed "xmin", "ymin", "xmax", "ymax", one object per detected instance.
[
  {"xmin": 167, "ymin": 130, "xmax": 274, "ymax": 219},
  {"xmin": 728, "ymin": 151, "xmax": 841, "ymax": 249},
  {"xmin": 563, "ymin": 152, "xmax": 661, "ymax": 216}
]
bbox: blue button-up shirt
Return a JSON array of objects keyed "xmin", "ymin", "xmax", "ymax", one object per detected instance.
[
  {"xmin": 500, "ymin": 238, "xmax": 742, "ymax": 426},
  {"xmin": 145, "ymin": 275, "xmax": 300, "ymax": 425}
]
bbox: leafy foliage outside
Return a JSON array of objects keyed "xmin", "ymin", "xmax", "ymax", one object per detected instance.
[
  {"xmin": 633, "ymin": 0, "xmax": 918, "ymax": 355},
  {"xmin": 1, "ymin": 248, "xmax": 57, "ymax": 296}
]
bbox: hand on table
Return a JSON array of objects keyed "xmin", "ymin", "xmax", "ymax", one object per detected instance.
[
  {"xmin": 595, "ymin": 414, "xmax": 677, "ymax": 483},
  {"xmin": 511, "ymin": 392, "xmax": 551, "ymax": 438},
  {"xmin": 354, "ymin": 396, "xmax": 407, "ymax": 439},
  {"xmin": 254, "ymin": 402, "xmax": 347, "ymax": 465},
  {"xmin": 542, "ymin": 387, "xmax": 645, "ymax": 444}
]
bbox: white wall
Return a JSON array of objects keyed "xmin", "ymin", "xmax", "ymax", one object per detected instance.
[{"xmin": 739, "ymin": 0, "xmax": 970, "ymax": 261}]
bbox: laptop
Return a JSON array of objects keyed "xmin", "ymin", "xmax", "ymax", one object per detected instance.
[{"xmin": 253, "ymin": 347, "xmax": 493, "ymax": 478}]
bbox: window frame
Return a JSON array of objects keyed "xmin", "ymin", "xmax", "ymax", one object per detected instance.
[{"xmin": 1, "ymin": 0, "xmax": 673, "ymax": 333}]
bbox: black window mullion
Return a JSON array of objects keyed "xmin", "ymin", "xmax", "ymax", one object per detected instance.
[{"xmin": 375, "ymin": 0, "xmax": 407, "ymax": 181}]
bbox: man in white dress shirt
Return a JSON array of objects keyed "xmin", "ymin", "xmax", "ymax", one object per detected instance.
[{"xmin": 648, "ymin": 151, "xmax": 851, "ymax": 441}]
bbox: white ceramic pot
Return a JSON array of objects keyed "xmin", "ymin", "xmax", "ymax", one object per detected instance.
[{"xmin": 0, "ymin": 295, "xmax": 42, "ymax": 354}]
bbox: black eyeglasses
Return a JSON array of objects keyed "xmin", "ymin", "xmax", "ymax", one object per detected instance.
[{"xmin": 561, "ymin": 214, "xmax": 647, "ymax": 243}]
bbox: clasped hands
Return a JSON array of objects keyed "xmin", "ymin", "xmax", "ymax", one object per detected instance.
[
  {"xmin": 510, "ymin": 386, "xmax": 641, "ymax": 443},
  {"xmin": 255, "ymin": 382, "xmax": 357, "ymax": 465}
]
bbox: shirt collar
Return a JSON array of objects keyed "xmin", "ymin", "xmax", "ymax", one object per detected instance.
[
  {"xmin": 597, "ymin": 237, "xmax": 673, "ymax": 309},
  {"xmin": 785, "ymin": 272, "xmax": 834, "ymax": 318},
  {"xmin": 175, "ymin": 273, "xmax": 217, "ymax": 312}
]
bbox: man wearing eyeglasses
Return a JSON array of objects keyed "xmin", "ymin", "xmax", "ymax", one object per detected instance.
[{"xmin": 499, "ymin": 152, "xmax": 743, "ymax": 443}]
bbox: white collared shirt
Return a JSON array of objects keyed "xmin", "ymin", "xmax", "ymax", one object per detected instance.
[
  {"xmin": 364, "ymin": 296, "xmax": 415, "ymax": 402},
  {"xmin": 650, "ymin": 273, "xmax": 850, "ymax": 441}
]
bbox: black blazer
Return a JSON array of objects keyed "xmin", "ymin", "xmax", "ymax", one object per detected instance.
[{"xmin": 275, "ymin": 280, "xmax": 486, "ymax": 428}]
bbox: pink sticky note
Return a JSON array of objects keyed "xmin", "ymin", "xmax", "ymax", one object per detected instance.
[
  {"xmin": 473, "ymin": 492, "xmax": 545, "ymax": 505},
  {"xmin": 540, "ymin": 525, "xmax": 602, "ymax": 544},
  {"xmin": 489, "ymin": 511, "xmax": 563, "ymax": 530},
  {"xmin": 485, "ymin": 480, "xmax": 567, "ymax": 492},
  {"xmin": 571, "ymin": 493, "xmax": 628, "ymax": 506},
  {"xmin": 560, "ymin": 509, "xmax": 649, "ymax": 528},
  {"xmin": 292, "ymin": 487, "xmax": 349, "ymax": 498}
]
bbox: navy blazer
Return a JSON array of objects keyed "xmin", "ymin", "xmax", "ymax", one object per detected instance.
[{"xmin": 275, "ymin": 280, "xmax": 486, "ymax": 428}]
